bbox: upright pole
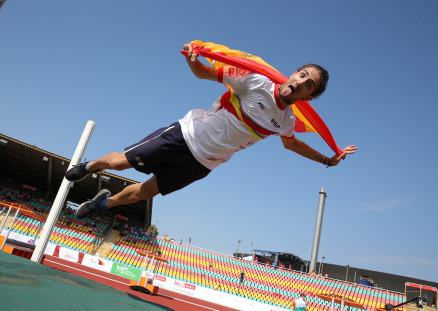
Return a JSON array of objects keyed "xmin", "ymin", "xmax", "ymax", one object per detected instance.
[
  {"xmin": 32, "ymin": 221, "xmax": 42, "ymax": 246},
  {"xmin": 236, "ymin": 240, "xmax": 241, "ymax": 258},
  {"xmin": 309, "ymin": 188, "xmax": 327, "ymax": 273},
  {"xmin": 0, "ymin": 205, "xmax": 12, "ymax": 232},
  {"xmin": 306, "ymin": 242, "xmax": 311, "ymax": 273},
  {"xmin": 139, "ymin": 255, "xmax": 149, "ymax": 286},
  {"xmin": 1, "ymin": 208, "xmax": 19, "ymax": 250},
  {"xmin": 318, "ymin": 245, "xmax": 324, "ymax": 274},
  {"xmin": 31, "ymin": 121, "xmax": 96, "ymax": 263},
  {"xmin": 321, "ymin": 256, "xmax": 326, "ymax": 275},
  {"xmin": 346, "ymin": 265, "xmax": 350, "ymax": 281}
]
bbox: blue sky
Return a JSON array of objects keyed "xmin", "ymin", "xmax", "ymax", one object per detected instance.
[{"xmin": 1, "ymin": 1, "xmax": 437, "ymax": 282}]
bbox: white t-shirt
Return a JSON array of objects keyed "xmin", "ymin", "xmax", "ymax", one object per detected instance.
[
  {"xmin": 179, "ymin": 66, "xmax": 296, "ymax": 170},
  {"xmin": 295, "ymin": 298, "xmax": 307, "ymax": 309}
]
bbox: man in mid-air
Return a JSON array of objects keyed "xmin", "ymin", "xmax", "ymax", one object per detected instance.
[{"xmin": 65, "ymin": 42, "xmax": 357, "ymax": 219}]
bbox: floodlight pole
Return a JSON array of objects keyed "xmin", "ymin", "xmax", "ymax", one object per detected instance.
[
  {"xmin": 309, "ymin": 188, "xmax": 326, "ymax": 273},
  {"xmin": 236, "ymin": 240, "xmax": 241, "ymax": 259},
  {"xmin": 31, "ymin": 121, "xmax": 96, "ymax": 263}
]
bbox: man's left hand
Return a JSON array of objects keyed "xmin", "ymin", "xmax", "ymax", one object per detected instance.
[{"xmin": 330, "ymin": 145, "xmax": 357, "ymax": 166}]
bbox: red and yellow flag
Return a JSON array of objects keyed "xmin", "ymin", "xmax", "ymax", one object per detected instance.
[{"xmin": 181, "ymin": 41, "xmax": 342, "ymax": 156}]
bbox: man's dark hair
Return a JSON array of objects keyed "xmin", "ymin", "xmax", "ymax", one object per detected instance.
[
  {"xmin": 296, "ymin": 64, "xmax": 329, "ymax": 99},
  {"xmin": 300, "ymin": 293, "xmax": 306, "ymax": 298}
]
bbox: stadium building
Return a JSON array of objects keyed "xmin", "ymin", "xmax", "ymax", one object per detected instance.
[{"xmin": 1, "ymin": 132, "xmax": 437, "ymax": 311}]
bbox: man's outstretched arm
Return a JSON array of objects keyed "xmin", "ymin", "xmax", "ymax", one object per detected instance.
[
  {"xmin": 281, "ymin": 136, "xmax": 357, "ymax": 166},
  {"xmin": 183, "ymin": 43, "xmax": 219, "ymax": 81}
]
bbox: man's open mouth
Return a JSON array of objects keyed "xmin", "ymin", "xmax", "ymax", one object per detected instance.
[{"xmin": 289, "ymin": 85, "xmax": 296, "ymax": 94}]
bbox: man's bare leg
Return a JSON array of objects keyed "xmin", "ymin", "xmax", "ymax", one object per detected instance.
[
  {"xmin": 65, "ymin": 152, "xmax": 133, "ymax": 183},
  {"xmin": 74, "ymin": 173, "xmax": 160, "ymax": 219},
  {"xmin": 87, "ymin": 152, "xmax": 132, "ymax": 171},
  {"xmin": 106, "ymin": 175, "xmax": 160, "ymax": 208}
]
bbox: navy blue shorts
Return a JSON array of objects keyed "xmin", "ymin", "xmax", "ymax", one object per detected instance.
[{"xmin": 124, "ymin": 122, "xmax": 211, "ymax": 196}]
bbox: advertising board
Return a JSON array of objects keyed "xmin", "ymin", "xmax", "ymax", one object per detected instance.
[
  {"xmin": 82, "ymin": 254, "xmax": 113, "ymax": 273},
  {"xmin": 58, "ymin": 247, "xmax": 79, "ymax": 262},
  {"xmin": 110, "ymin": 263, "xmax": 141, "ymax": 280}
]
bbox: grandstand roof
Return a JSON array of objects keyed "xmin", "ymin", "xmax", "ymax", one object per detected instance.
[
  {"xmin": 254, "ymin": 249, "xmax": 306, "ymax": 265},
  {"xmin": 0, "ymin": 133, "xmax": 152, "ymax": 224}
]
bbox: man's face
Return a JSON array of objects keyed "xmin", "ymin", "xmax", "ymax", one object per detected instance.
[{"xmin": 280, "ymin": 67, "xmax": 321, "ymax": 103}]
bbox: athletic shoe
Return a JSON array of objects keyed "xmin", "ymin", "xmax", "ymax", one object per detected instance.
[
  {"xmin": 75, "ymin": 189, "xmax": 111, "ymax": 219},
  {"xmin": 65, "ymin": 162, "xmax": 105, "ymax": 182}
]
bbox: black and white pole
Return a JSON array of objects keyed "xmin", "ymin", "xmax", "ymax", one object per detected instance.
[
  {"xmin": 309, "ymin": 188, "xmax": 326, "ymax": 273},
  {"xmin": 31, "ymin": 121, "xmax": 96, "ymax": 263}
]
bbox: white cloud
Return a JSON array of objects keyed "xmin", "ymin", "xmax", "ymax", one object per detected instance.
[
  {"xmin": 352, "ymin": 199, "xmax": 406, "ymax": 213},
  {"xmin": 356, "ymin": 255, "xmax": 438, "ymax": 265}
]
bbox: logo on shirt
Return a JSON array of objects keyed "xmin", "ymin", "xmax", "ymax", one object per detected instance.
[
  {"xmin": 237, "ymin": 68, "xmax": 247, "ymax": 75},
  {"xmin": 228, "ymin": 67, "xmax": 235, "ymax": 76},
  {"xmin": 271, "ymin": 119, "xmax": 281, "ymax": 128},
  {"xmin": 135, "ymin": 157, "xmax": 144, "ymax": 166},
  {"xmin": 257, "ymin": 102, "xmax": 265, "ymax": 110}
]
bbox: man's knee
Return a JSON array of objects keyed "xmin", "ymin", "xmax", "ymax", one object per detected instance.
[
  {"xmin": 137, "ymin": 176, "xmax": 160, "ymax": 200},
  {"xmin": 108, "ymin": 152, "xmax": 131, "ymax": 170}
]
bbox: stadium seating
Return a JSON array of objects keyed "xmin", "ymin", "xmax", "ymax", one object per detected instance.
[
  {"xmin": 5, "ymin": 200, "xmax": 109, "ymax": 253},
  {"xmin": 104, "ymin": 235, "xmax": 407, "ymax": 310},
  {"xmin": 2, "ymin": 198, "xmax": 407, "ymax": 310}
]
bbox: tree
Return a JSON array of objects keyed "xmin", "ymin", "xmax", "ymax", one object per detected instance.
[{"xmin": 147, "ymin": 224, "xmax": 159, "ymax": 237}]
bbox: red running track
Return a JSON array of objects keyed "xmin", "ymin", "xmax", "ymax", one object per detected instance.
[{"xmin": 42, "ymin": 255, "xmax": 236, "ymax": 311}]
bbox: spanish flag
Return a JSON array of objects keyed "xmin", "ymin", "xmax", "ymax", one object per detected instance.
[{"xmin": 181, "ymin": 41, "xmax": 342, "ymax": 156}]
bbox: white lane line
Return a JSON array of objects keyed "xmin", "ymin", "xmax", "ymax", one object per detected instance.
[
  {"xmin": 44, "ymin": 259, "xmax": 129, "ymax": 285},
  {"xmin": 45, "ymin": 260, "xmax": 228, "ymax": 311},
  {"xmin": 157, "ymin": 293, "xmax": 225, "ymax": 311}
]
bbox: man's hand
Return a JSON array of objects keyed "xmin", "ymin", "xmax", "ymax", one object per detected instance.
[
  {"xmin": 183, "ymin": 42, "xmax": 218, "ymax": 81},
  {"xmin": 183, "ymin": 43, "xmax": 198, "ymax": 66},
  {"xmin": 281, "ymin": 137, "xmax": 357, "ymax": 167},
  {"xmin": 329, "ymin": 145, "xmax": 357, "ymax": 166}
]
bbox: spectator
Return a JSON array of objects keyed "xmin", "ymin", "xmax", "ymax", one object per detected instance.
[
  {"xmin": 295, "ymin": 293, "xmax": 307, "ymax": 311},
  {"xmin": 424, "ymin": 294, "xmax": 428, "ymax": 306},
  {"xmin": 431, "ymin": 296, "xmax": 436, "ymax": 308},
  {"xmin": 133, "ymin": 238, "xmax": 137, "ymax": 244},
  {"xmin": 123, "ymin": 235, "xmax": 127, "ymax": 241}
]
